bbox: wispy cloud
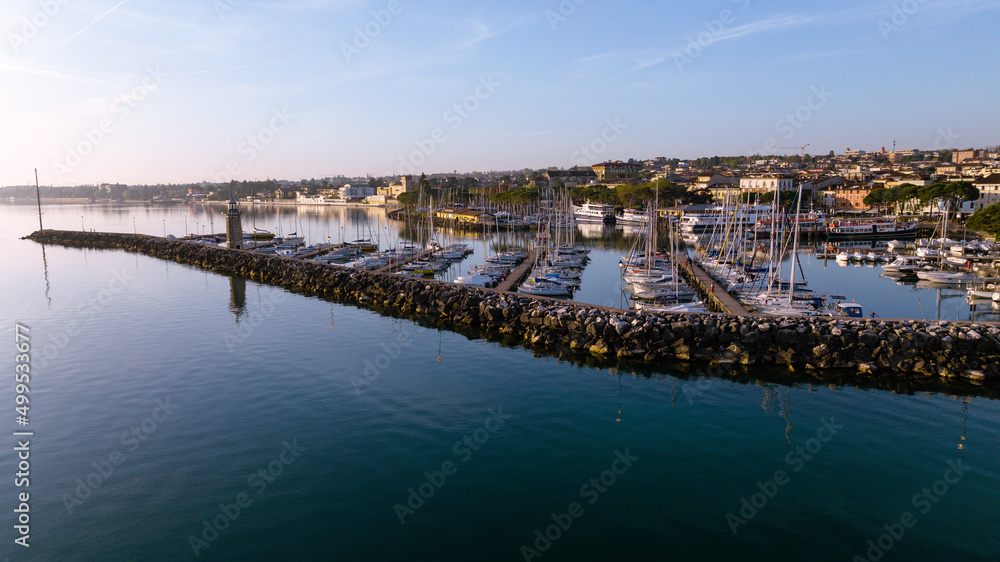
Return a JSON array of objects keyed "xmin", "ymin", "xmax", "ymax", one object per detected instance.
[
  {"xmin": 0, "ymin": 61, "xmax": 116, "ymax": 85},
  {"xmin": 457, "ymin": 15, "xmax": 531, "ymax": 50},
  {"xmin": 59, "ymin": 0, "xmax": 134, "ymax": 46},
  {"xmin": 171, "ymin": 62, "xmax": 285, "ymax": 77},
  {"xmin": 632, "ymin": 13, "xmax": 819, "ymax": 71}
]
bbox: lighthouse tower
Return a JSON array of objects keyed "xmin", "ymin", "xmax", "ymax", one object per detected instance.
[{"xmin": 225, "ymin": 198, "xmax": 243, "ymax": 249}]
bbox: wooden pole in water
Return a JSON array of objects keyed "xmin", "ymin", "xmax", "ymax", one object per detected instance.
[{"xmin": 34, "ymin": 168, "xmax": 43, "ymax": 230}]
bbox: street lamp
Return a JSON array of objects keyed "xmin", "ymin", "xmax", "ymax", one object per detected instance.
[
  {"xmin": 132, "ymin": 217, "xmax": 137, "ymax": 236},
  {"xmin": 162, "ymin": 219, "xmax": 166, "ymax": 237}
]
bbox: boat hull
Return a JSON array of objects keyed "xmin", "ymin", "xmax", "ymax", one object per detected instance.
[{"xmin": 825, "ymin": 227, "xmax": 918, "ymax": 241}]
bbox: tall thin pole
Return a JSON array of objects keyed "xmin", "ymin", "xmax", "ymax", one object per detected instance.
[{"xmin": 34, "ymin": 168, "xmax": 43, "ymax": 230}]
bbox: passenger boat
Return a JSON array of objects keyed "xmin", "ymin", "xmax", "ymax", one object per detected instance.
[
  {"xmin": 825, "ymin": 217, "xmax": 918, "ymax": 240},
  {"xmin": 680, "ymin": 205, "xmax": 772, "ymax": 234},
  {"xmin": 616, "ymin": 208, "xmax": 650, "ymax": 225},
  {"xmin": 573, "ymin": 202, "xmax": 616, "ymax": 224},
  {"xmin": 751, "ymin": 212, "xmax": 826, "ymax": 238}
]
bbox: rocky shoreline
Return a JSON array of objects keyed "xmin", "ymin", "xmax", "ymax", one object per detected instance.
[{"xmin": 24, "ymin": 230, "xmax": 1000, "ymax": 385}]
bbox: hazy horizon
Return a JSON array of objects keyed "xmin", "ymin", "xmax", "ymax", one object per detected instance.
[{"xmin": 3, "ymin": 0, "xmax": 998, "ymax": 187}]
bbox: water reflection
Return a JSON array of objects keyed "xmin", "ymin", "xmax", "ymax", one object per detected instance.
[
  {"xmin": 229, "ymin": 275, "xmax": 247, "ymax": 319},
  {"xmin": 39, "ymin": 244, "xmax": 52, "ymax": 307}
]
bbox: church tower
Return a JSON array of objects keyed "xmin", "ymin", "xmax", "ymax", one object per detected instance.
[{"xmin": 226, "ymin": 198, "xmax": 243, "ymax": 249}]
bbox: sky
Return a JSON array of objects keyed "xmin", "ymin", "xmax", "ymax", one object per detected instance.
[{"xmin": 1, "ymin": 0, "xmax": 998, "ymax": 186}]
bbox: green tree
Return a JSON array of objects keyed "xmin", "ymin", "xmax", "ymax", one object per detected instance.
[
  {"xmin": 918, "ymin": 181, "xmax": 979, "ymax": 220},
  {"xmin": 966, "ymin": 202, "xmax": 1000, "ymax": 237},
  {"xmin": 397, "ymin": 191, "xmax": 419, "ymax": 206},
  {"xmin": 863, "ymin": 188, "xmax": 888, "ymax": 214}
]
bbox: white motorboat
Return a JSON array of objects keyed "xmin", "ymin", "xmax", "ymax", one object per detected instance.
[
  {"xmin": 518, "ymin": 277, "xmax": 572, "ymax": 296},
  {"xmin": 915, "ymin": 270, "xmax": 969, "ymax": 283},
  {"xmin": 454, "ymin": 273, "xmax": 497, "ymax": 287},
  {"xmin": 881, "ymin": 256, "xmax": 922, "ymax": 273}
]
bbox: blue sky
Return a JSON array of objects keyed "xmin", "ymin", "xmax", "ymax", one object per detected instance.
[{"xmin": 1, "ymin": 0, "xmax": 998, "ymax": 186}]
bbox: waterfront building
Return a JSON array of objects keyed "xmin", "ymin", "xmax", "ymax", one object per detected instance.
[
  {"xmin": 830, "ymin": 186, "xmax": 874, "ymax": 212},
  {"xmin": 341, "ymin": 182, "xmax": 375, "ymax": 200},
  {"xmin": 435, "ymin": 208, "xmax": 494, "ymax": 224}
]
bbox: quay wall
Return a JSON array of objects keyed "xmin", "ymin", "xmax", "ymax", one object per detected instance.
[{"xmin": 24, "ymin": 230, "xmax": 1000, "ymax": 384}]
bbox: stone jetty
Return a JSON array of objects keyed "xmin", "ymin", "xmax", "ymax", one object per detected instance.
[{"xmin": 24, "ymin": 230, "xmax": 1000, "ymax": 385}]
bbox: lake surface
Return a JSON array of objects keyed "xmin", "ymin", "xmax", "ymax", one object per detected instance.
[{"xmin": 1, "ymin": 202, "xmax": 998, "ymax": 561}]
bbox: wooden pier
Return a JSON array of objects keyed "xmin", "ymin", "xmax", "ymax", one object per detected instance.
[
  {"xmin": 495, "ymin": 249, "xmax": 540, "ymax": 292},
  {"xmin": 676, "ymin": 255, "xmax": 752, "ymax": 316}
]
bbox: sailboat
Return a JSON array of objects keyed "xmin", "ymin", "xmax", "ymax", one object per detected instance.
[{"xmin": 915, "ymin": 202, "xmax": 972, "ymax": 284}]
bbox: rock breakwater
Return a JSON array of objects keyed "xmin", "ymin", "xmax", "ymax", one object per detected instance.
[{"xmin": 25, "ymin": 230, "xmax": 999, "ymax": 384}]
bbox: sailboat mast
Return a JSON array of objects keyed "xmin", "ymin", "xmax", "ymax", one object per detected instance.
[
  {"xmin": 787, "ymin": 184, "xmax": 803, "ymax": 305},
  {"xmin": 34, "ymin": 168, "xmax": 43, "ymax": 230}
]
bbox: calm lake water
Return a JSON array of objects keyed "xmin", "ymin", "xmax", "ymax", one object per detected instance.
[{"xmin": 1, "ymin": 202, "xmax": 998, "ymax": 561}]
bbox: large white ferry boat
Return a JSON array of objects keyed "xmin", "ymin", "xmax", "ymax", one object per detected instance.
[
  {"xmin": 751, "ymin": 212, "xmax": 827, "ymax": 238},
  {"xmin": 825, "ymin": 217, "xmax": 918, "ymax": 240},
  {"xmin": 573, "ymin": 202, "xmax": 616, "ymax": 224},
  {"xmin": 680, "ymin": 205, "xmax": 772, "ymax": 234}
]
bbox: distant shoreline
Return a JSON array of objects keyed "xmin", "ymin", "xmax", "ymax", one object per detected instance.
[{"xmin": 2, "ymin": 197, "xmax": 402, "ymax": 209}]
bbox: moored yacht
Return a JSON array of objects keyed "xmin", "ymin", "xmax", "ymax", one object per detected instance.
[{"xmin": 573, "ymin": 202, "xmax": 616, "ymax": 224}]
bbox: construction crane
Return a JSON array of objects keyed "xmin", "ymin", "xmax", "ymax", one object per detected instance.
[{"xmin": 776, "ymin": 143, "xmax": 810, "ymax": 159}]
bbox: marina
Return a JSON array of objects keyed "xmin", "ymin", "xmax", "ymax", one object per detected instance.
[{"xmin": 4, "ymin": 200, "xmax": 1000, "ymax": 562}]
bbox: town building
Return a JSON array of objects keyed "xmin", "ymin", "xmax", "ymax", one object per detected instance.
[
  {"xmin": 739, "ymin": 174, "xmax": 794, "ymax": 194},
  {"xmin": 544, "ymin": 169, "xmax": 598, "ymax": 188},
  {"xmin": 970, "ymin": 173, "xmax": 1000, "ymax": 212},
  {"xmin": 591, "ymin": 161, "xmax": 640, "ymax": 183},
  {"xmin": 829, "ymin": 186, "xmax": 874, "ymax": 212},
  {"xmin": 340, "ymin": 182, "xmax": 375, "ymax": 200}
]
